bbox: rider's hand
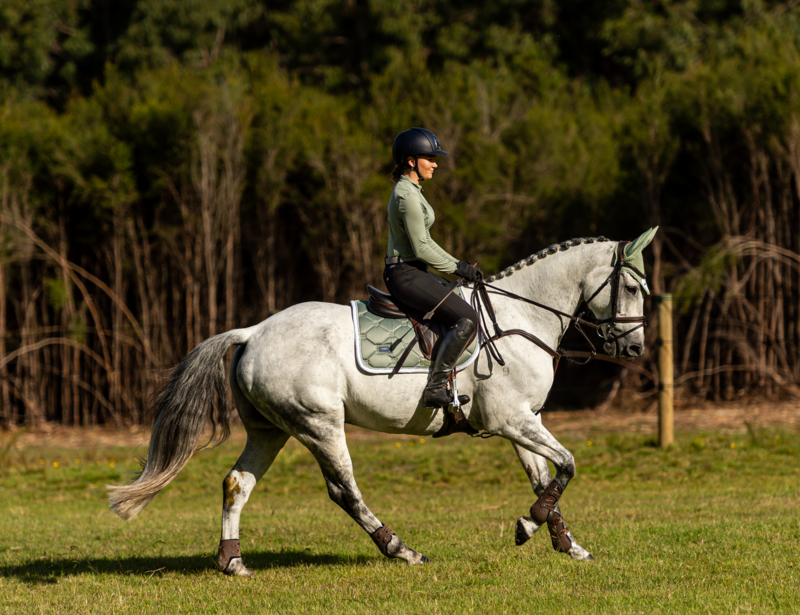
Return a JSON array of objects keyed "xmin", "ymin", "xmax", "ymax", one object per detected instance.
[{"xmin": 455, "ymin": 261, "xmax": 482, "ymax": 282}]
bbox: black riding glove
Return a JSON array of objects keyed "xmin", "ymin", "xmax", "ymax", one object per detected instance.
[{"xmin": 455, "ymin": 261, "xmax": 483, "ymax": 282}]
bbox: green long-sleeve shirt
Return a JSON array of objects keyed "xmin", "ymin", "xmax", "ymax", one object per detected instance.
[{"xmin": 386, "ymin": 176, "xmax": 458, "ymax": 274}]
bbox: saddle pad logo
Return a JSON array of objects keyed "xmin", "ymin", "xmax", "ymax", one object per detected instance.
[{"xmin": 378, "ymin": 346, "xmax": 391, "ymax": 353}]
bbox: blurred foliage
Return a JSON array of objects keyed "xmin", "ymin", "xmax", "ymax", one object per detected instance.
[{"xmin": 1, "ymin": 0, "xmax": 800, "ymax": 424}]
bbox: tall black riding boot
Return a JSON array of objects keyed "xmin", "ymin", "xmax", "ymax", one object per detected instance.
[{"xmin": 423, "ymin": 318, "xmax": 476, "ymax": 409}]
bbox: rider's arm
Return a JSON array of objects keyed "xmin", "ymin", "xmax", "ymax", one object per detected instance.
[
  {"xmin": 399, "ymin": 194, "xmax": 459, "ymax": 274},
  {"xmin": 427, "ymin": 230, "xmax": 462, "ymax": 270}
]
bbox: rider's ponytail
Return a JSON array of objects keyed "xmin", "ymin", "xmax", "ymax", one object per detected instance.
[{"xmin": 391, "ymin": 165, "xmax": 404, "ymax": 183}]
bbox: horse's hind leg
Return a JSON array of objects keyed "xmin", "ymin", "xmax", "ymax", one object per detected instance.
[
  {"xmin": 217, "ymin": 426, "xmax": 289, "ymax": 576},
  {"xmin": 217, "ymin": 347, "xmax": 290, "ymax": 577},
  {"xmin": 296, "ymin": 426, "xmax": 430, "ymax": 566}
]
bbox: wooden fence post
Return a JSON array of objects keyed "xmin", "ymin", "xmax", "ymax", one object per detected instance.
[{"xmin": 657, "ymin": 293, "xmax": 674, "ymax": 446}]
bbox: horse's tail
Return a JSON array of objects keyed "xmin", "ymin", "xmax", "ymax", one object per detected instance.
[{"xmin": 107, "ymin": 326, "xmax": 257, "ymax": 520}]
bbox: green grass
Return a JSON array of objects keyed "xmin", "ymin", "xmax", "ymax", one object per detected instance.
[{"xmin": 0, "ymin": 424, "xmax": 798, "ymax": 614}]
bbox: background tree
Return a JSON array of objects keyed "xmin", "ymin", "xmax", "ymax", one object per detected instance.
[{"xmin": 1, "ymin": 0, "xmax": 799, "ymax": 426}]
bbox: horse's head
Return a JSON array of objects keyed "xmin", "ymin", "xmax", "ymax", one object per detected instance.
[{"xmin": 582, "ymin": 228, "xmax": 658, "ymax": 359}]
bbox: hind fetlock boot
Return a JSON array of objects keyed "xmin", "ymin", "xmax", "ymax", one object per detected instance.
[{"xmin": 423, "ymin": 318, "xmax": 476, "ymax": 409}]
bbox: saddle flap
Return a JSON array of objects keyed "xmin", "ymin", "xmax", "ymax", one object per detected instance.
[{"xmin": 411, "ymin": 319, "xmax": 449, "ymax": 360}]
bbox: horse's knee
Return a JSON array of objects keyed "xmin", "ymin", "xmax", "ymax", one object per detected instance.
[{"xmin": 558, "ymin": 452, "xmax": 576, "ymax": 483}]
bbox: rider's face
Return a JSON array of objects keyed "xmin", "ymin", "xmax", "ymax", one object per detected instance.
[{"xmin": 408, "ymin": 155, "xmax": 438, "ymax": 181}]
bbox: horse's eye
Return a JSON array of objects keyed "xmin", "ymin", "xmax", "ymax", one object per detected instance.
[{"xmin": 625, "ymin": 285, "xmax": 637, "ymax": 295}]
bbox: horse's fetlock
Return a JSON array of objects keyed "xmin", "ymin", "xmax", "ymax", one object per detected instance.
[
  {"xmin": 515, "ymin": 516, "xmax": 542, "ymax": 546},
  {"xmin": 385, "ymin": 535, "xmax": 404, "ymax": 558},
  {"xmin": 224, "ymin": 557, "xmax": 255, "ymax": 577},
  {"xmin": 386, "ymin": 536, "xmax": 425, "ymax": 565},
  {"xmin": 217, "ymin": 539, "xmax": 242, "ymax": 572}
]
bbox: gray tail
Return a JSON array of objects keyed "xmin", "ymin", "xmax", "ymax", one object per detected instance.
[{"xmin": 107, "ymin": 326, "xmax": 256, "ymax": 520}]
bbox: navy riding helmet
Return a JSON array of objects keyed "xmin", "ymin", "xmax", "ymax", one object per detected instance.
[{"xmin": 392, "ymin": 128, "xmax": 448, "ymax": 181}]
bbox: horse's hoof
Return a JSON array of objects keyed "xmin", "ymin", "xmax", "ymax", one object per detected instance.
[
  {"xmin": 223, "ymin": 558, "xmax": 255, "ymax": 577},
  {"xmin": 410, "ymin": 553, "xmax": 431, "ymax": 565},
  {"xmin": 515, "ymin": 516, "xmax": 541, "ymax": 546},
  {"xmin": 567, "ymin": 545, "xmax": 595, "ymax": 561}
]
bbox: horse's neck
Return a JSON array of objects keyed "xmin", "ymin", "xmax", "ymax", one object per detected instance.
[{"xmin": 483, "ymin": 243, "xmax": 612, "ymax": 346}]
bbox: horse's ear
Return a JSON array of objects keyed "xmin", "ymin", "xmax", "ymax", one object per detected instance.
[
  {"xmin": 620, "ymin": 227, "xmax": 658, "ymax": 295},
  {"xmin": 624, "ymin": 227, "xmax": 659, "ymax": 260}
]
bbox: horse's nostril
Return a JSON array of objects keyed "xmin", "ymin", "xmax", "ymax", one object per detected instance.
[{"xmin": 629, "ymin": 344, "xmax": 642, "ymax": 355}]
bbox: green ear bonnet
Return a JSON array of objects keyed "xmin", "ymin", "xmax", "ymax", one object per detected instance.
[{"xmin": 614, "ymin": 227, "xmax": 658, "ymax": 294}]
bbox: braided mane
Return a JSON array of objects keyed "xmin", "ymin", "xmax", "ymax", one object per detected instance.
[{"xmin": 485, "ymin": 237, "xmax": 612, "ymax": 283}]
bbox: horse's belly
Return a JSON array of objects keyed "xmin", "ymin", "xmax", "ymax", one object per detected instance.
[{"xmin": 341, "ymin": 372, "xmax": 445, "ymax": 435}]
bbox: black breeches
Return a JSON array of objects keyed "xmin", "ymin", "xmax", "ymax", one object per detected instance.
[{"xmin": 383, "ymin": 261, "xmax": 478, "ymax": 330}]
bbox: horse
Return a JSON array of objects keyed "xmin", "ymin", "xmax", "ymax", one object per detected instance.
[{"xmin": 108, "ymin": 230, "xmax": 656, "ymax": 576}]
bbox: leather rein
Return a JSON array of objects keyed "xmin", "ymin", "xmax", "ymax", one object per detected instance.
[{"xmin": 468, "ymin": 242, "xmax": 647, "ymax": 372}]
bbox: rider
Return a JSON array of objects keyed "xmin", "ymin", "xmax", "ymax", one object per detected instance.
[{"xmin": 384, "ymin": 127, "xmax": 482, "ymax": 409}]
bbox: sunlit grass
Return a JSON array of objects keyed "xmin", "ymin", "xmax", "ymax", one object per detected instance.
[{"xmin": 0, "ymin": 424, "xmax": 798, "ymax": 613}]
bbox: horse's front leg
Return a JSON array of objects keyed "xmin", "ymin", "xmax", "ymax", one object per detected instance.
[
  {"xmin": 488, "ymin": 404, "xmax": 593, "ymax": 561},
  {"xmin": 512, "ymin": 443, "xmax": 593, "ymax": 560}
]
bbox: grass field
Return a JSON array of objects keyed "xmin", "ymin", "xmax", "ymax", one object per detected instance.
[{"xmin": 0, "ymin": 419, "xmax": 798, "ymax": 614}]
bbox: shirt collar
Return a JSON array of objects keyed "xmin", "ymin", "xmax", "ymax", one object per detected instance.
[{"xmin": 399, "ymin": 176, "xmax": 423, "ymax": 192}]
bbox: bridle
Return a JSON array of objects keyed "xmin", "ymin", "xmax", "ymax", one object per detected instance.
[
  {"xmin": 582, "ymin": 241, "xmax": 648, "ymax": 357},
  {"xmin": 469, "ymin": 241, "xmax": 647, "ymax": 372}
]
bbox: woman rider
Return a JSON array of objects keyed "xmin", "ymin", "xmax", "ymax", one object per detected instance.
[{"xmin": 384, "ymin": 128, "xmax": 482, "ymax": 409}]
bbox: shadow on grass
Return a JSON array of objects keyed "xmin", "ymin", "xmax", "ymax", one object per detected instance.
[{"xmin": 0, "ymin": 549, "xmax": 373, "ymax": 585}]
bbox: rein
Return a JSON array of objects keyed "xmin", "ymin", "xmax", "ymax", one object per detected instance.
[{"xmin": 468, "ymin": 242, "xmax": 647, "ymax": 371}]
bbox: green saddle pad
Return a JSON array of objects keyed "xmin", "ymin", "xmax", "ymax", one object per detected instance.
[{"xmin": 350, "ymin": 299, "xmax": 480, "ymax": 375}]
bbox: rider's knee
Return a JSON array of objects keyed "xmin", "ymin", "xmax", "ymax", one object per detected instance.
[{"xmin": 456, "ymin": 314, "xmax": 478, "ymax": 337}]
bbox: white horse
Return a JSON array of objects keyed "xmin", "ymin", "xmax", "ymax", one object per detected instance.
[{"xmin": 109, "ymin": 231, "xmax": 656, "ymax": 576}]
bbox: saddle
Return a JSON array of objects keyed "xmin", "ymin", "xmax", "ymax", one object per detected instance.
[{"xmin": 365, "ymin": 285, "xmax": 452, "ymax": 373}]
